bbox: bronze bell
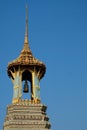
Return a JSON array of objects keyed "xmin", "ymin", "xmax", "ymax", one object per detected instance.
[{"xmin": 23, "ymin": 80, "xmax": 29, "ymax": 93}]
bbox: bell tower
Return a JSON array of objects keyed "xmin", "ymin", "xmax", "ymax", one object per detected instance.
[{"xmin": 3, "ymin": 6, "xmax": 51, "ymax": 130}]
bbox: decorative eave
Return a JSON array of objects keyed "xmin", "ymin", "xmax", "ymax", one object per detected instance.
[{"xmin": 7, "ymin": 51, "xmax": 46, "ymax": 77}]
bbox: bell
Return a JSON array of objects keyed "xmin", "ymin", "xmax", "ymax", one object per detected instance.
[{"xmin": 23, "ymin": 80, "xmax": 29, "ymax": 93}]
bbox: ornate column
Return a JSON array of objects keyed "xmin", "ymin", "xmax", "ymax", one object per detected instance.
[{"xmin": 9, "ymin": 67, "xmax": 22, "ymax": 103}]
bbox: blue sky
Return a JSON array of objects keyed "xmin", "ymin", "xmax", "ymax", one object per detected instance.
[{"xmin": 0, "ymin": 0, "xmax": 87, "ymax": 130}]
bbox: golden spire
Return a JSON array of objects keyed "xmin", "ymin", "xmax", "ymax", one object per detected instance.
[
  {"xmin": 23, "ymin": 5, "xmax": 29, "ymax": 50},
  {"xmin": 7, "ymin": 4, "xmax": 46, "ymax": 80}
]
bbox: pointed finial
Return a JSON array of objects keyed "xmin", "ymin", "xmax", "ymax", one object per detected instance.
[{"xmin": 23, "ymin": 4, "xmax": 29, "ymax": 50}]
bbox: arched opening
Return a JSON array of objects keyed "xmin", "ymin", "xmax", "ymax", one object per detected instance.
[{"xmin": 22, "ymin": 70, "xmax": 32, "ymax": 100}]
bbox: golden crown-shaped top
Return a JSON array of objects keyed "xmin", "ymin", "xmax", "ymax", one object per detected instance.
[{"xmin": 7, "ymin": 6, "xmax": 46, "ymax": 79}]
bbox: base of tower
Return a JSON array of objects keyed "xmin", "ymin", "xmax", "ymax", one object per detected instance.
[{"xmin": 3, "ymin": 100, "xmax": 51, "ymax": 130}]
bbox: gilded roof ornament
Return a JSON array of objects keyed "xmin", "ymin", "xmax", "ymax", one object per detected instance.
[{"xmin": 23, "ymin": 5, "xmax": 29, "ymax": 50}]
